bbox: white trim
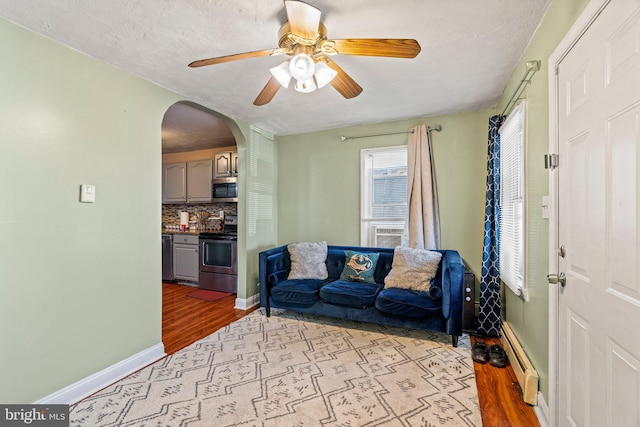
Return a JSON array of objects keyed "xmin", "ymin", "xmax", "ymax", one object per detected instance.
[
  {"xmin": 534, "ymin": 391, "xmax": 550, "ymax": 427},
  {"xmin": 34, "ymin": 343, "xmax": 166, "ymax": 405},
  {"xmin": 547, "ymin": 1, "xmax": 611, "ymax": 426},
  {"xmin": 235, "ymin": 293, "xmax": 260, "ymax": 310},
  {"xmin": 547, "ymin": 18, "xmax": 561, "ymax": 427}
]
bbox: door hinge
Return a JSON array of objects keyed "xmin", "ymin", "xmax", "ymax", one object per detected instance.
[{"xmin": 544, "ymin": 153, "xmax": 559, "ymax": 170}]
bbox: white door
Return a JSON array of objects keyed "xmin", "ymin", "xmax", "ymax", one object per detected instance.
[{"xmin": 556, "ymin": 0, "xmax": 640, "ymax": 425}]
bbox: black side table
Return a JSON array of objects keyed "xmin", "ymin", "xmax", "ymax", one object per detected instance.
[{"xmin": 463, "ymin": 268, "xmax": 477, "ymax": 333}]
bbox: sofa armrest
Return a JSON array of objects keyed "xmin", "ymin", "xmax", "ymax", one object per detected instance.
[
  {"xmin": 268, "ymin": 270, "xmax": 289, "ymax": 287},
  {"xmin": 439, "ymin": 250, "xmax": 464, "ymax": 335},
  {"xmin": 259, "ymin": 245, "xmax": 290, "ymax": 310}
]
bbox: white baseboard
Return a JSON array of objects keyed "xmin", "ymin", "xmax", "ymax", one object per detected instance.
[
  {"xmin": 235, "ymin": 293, "xmax": 260, "ymax": 310},
  {"xmin": 534, "ymin": 391, "xmax": 549, "ymax": 427},
  {"xmin": 35, "ymin": 343, "xmax": 166, "ymax": 405}
]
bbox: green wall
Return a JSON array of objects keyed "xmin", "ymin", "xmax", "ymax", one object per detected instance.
[
  {"xmin": 0, "ymin": 0, "xmax": 593, "ymax": 407},
  {"xmin": 277, "ymin": 0, "xmax": 592, "ymax": 405},
  {"xmin": 277, "ymin": 109, "xmax": 491, "ymax": 283},
  {"xmin": 241, "ymin": 125, "xmax": 279, "ymax": 298},
  {"xmin": 495, "ymin": 0, "xmax": 590, "ymax": 401},
  {"xmin": 0, "ymin": 15, "xmax": 273, "ymax": 403},
  {"xmin": 0, "ymin": 17, "xmax": 182, "ymax": 403}
]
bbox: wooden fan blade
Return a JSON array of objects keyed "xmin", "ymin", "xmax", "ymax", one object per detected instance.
[
  {"xmin": 253, "ymin": 77, "xmax": 281, "ymax": 106},
  {"xmin": 189, "ymin": 49, "xmax": 278, "ymax": 67},
  {"xmin": 330, "ymin": 39, "xmax": 421, "ymax": 58},
  {"xmin": 325, "ymin": 59, "xmax": 363, "ymax": 99},
  {"xmin": 284, "ymin": 0, "xmax": 321, "ymax": 40}
]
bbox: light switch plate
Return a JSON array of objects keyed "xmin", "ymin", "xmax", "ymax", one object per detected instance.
[{"xmin": 80, "ymin": 184, "xmax": 96, "ymax": 203}]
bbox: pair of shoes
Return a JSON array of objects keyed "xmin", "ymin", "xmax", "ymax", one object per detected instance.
[
  {"xmin": 472, "ymin": 341, "xmax": 489, "ymax": 363},
  {"xmin": 472, "ymin": 341, "xmax": 508, "ymax": 367},
  {"xmin": 489, "ymin": 344, "xmax": 507, "ymax": 368}
]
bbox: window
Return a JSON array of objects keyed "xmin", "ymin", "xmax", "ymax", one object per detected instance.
[
  {"xmin": 499, "ymin": 101, "xmax": 527, "ymax": 300},
  {"xmin": 247, "ymin": 125, "xmax": 275, "ymax": 238},
  {"xmin": 361, "ymin": 146, "xmax": 407, "ymax": 247}
]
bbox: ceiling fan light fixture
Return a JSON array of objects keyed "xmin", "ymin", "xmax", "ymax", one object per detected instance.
[
  {"xmin": 189, "ymin": 0, "xmax": 422, "ymax": 106},
  {"xmin": 289, "ymin": 53, "xmax": 316, "ymax": 80},
  {"xmin": 270, "ymin": 61, "xmax": 292, "ymax": 88},
  {"xmin": 314, "ymin": 61, "xmax": 338, "ymax": 88},
  {"xmin": 294, "ymin": 78, "xmax": 317, "ymax": 93}
]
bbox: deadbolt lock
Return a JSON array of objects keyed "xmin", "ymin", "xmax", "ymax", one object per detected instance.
[{"xmin": 558, "ymin": 245, "xmax": 566, "ymax": 258}]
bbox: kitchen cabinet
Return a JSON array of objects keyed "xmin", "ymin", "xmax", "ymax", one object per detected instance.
[
  {"xmin": 213, "ymin": 151, "xmax": 238, "ymax": 178},
  {"xmin": 162, "ymin": 162, "xmax": 187, "ymax": 203},
  {"xmin": 186, "ymin": 160, "xmax": 212, "ymax": 203},
  {"xmin": 162, "ymin": 160, "xmax": 213, "ymax": 204},
  {"xmin": 173, "ymin": 234, "xmax": 199, "ymax": 282}
]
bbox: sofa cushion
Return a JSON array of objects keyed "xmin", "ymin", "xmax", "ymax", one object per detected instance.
[
  {"xmin": 375, "ymin": 287, "xmax": 442, "ymax": 318},
  {"xmin": 287, "ymin": 241, "xmax": 328, "ymax": 280},
  {"xmin": 271, "ymin": 279, "xmax": 326, "ymax": 306},
  {"xmin": 384, "ymin": 246, "xmax": 442, "ymax": 292},
  {"xmin": 339, "ymin": 251, "xmax": 380, "ymax": 284},
  {"xmin": 319, "ymin": 280, "xmax": 383, "ymax": 308}
]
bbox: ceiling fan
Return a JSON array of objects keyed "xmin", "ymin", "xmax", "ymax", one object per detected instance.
[{"xmin": 188, "ymin": 0, "xmax": 421, "ymax": 106}]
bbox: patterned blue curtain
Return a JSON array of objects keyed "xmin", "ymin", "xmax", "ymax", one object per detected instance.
[{"xmin": 478, "ymin": 115, "xmax": 504, "ymax": 336}]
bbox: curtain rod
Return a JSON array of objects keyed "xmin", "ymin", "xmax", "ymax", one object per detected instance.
[
  {"xmin": 340, "ymin": 124, "xmax": 442, "ymax": 142},
  {"xmin": 500, "ymin": 60, "xmax": 540, "ymax": 117}
]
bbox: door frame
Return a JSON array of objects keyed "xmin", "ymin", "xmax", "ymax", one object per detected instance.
[{"xmin": 547, "ymin": 1, "xmax": 612, "ymax": 426}]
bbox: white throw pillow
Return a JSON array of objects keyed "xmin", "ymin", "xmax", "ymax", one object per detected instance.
[
  {"xmin": 384, "ymin": 246, "xmax": 442, "ymax": 291},
  {"xmin": 287, "ymin": 241, "xmax": 329, "ymax": 280}
]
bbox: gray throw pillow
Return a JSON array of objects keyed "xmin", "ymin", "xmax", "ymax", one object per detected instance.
[
  {"xmin": 287, "ymin": 241, "xmax": 328, "ymax": 280},
  {"xmin": 384, "ymin": 246, "xmax": 442, "ymax": 291}
]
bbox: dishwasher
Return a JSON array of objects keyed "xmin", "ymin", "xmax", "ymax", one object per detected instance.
[{"xmin": 162, "ymin": 234, "xmax": 174, "ymax": 281}]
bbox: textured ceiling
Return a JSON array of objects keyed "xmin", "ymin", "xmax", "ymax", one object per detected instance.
[
  {"xmin": 0, "ymin": 0, "xmax": 550, "ymax": 147},
  {"xmin": 161, "ymin": 102, "xmax": 236, "ymax": 153}
]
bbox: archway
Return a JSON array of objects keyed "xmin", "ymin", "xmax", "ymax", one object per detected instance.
[{"xmin": 160, "ymin": 101, "xmax": 248, "ymax": 338}]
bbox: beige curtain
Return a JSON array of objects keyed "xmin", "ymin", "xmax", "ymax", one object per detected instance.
[{"xmin": 404, "ymin": 125, "xmax": 441, "ymax": 249}]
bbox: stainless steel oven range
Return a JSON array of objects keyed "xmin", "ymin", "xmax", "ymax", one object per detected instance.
[{"xmin": 198, "ymin": 215, "xmax": 237, "ymax": 293}]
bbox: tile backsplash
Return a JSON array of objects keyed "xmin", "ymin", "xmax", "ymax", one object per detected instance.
[{"xmin": 162, "ymin": 203, "xmax": 237, "ymax": 232}]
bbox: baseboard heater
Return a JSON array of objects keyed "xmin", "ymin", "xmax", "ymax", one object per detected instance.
[{"xmin": 502, "ymin": 322, "xmax": 539, "ymax": 405}]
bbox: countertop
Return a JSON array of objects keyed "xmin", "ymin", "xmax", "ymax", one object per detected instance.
[
  {"xmin": 163, "ymin": 229, "xmax": 239, "ymax": 240},
  {"xmin": 162, "ymin": 229, "xmax": 201, "ymax": 235},
  {"xmin": 162, "ymin": 229, "xmax": 231, "ymax": 236}
]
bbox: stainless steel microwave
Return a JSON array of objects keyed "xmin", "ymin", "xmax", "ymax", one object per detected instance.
[{"xmin": 212, "ymin": 177, "xmax": 238, "ymax": 202}]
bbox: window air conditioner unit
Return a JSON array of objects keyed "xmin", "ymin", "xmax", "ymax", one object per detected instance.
[{"xmin": 374, "ymin": 226, "xmax": 403, "ymax": 248}]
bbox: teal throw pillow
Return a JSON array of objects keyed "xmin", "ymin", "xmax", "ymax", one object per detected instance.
[{"xmin": 339, "ymin": 251, "xmax": 380, "ymax": 284}]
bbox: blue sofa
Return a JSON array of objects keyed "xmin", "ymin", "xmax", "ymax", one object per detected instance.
[{"xmin": 258, "ymin": 245, "xmax": 465, "ymax": 346}]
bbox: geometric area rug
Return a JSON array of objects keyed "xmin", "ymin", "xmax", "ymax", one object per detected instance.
[{"xmin": 70, "ymin": 308, "xmax": 482, "ymax": 426}]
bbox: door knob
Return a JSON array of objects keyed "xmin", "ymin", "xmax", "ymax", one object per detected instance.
[{"xmin": 547, "ymin": 272, "xmax": 566, "ymax": 287}]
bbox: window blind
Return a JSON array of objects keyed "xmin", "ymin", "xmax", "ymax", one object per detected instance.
[
  {"xmin": 247, "ymin": 125, "xmax": 275, "ymax": 238},
  {"xmin": 499, "ymin": 101, "xmax": 527, "ymax": 300}
]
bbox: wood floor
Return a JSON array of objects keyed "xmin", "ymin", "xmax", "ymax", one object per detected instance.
[
  {"xmin": 471, "ymin": 335, "xmax": 540, "ymax": 427},
  {"xmin": 162, "ymin": 282, "xmax": 258, "ymax": 354},
  {"xmin": 162, "ymin": 282, "xmax": 539, "ymax": 426}
]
